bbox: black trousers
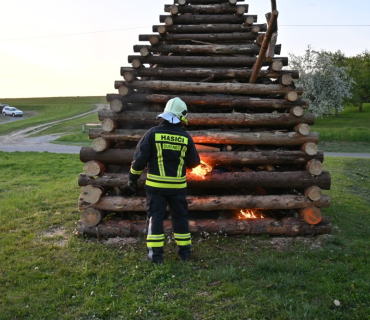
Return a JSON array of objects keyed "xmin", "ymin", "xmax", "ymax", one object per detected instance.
[{"xmin": 146, "ymin": 190, "xmax": 191, "ymax": 262}]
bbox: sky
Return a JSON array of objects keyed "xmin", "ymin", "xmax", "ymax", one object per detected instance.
[{"xmin": 1, "ymin": 0, "xmax": 369, "ymax": 98}]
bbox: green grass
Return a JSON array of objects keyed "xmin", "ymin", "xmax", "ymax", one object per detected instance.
[
  {"xmin": 314, "ymin": 104, "xmax": 370, "ymax": 147},
  {"xmin": 0, "ymin": 152, "xmax": 369, "ymax": 319},
  {"xmin": 0, "ymin": 96, "xmax": 105, "ymax": 136}
]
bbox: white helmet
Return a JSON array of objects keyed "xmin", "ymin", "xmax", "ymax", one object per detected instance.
[{"xmin": 157, "ymin": 97, "xmax": 188, "ymax": 124}]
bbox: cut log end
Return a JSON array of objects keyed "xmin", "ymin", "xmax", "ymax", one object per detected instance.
[
  {"xmin": 295, "ymin": 123, "xmax": 310, "ymax": 136},
  {"xmin": 81, "ymin": 208, "xmax": 103, "ymax": 227},
  {"xmin": 118, "ymin": 86, "xmax": 130, "ymax": 97},
  {"xmin": 170, "ymin": 5, "xmax": 179, "ymax": 15},
  {"xmin": 101, "ymin": 119, "xmax": 117, "ymax": 133},
  {"xmin": 301, "ymin": 142, "xmax": 318, "ymax": 156},
  {"xmin": 244, "ymin": 16, "xmax": 255, "ymax": 26},
  {"xmin": 285, "ymin": 91, "xmax": 298, "ymax": 102},
  {"xmin": 300, "ymin": 207, "xmax": 322, "ymax": 225},
  {"xmin": 306, "ymin": 159, "xmax": 323, "ymax": 176},
  {"xmin": 92, "ymin": 137, "xmax": 110, "ymax": 153},
  {"xmin": 271, "ymin": 60, "xmax": 283, "ymax": 72},
  {"xmin": 279, "ymin": 74, "xmax": 294, "ymax": 86},
  {"xmin": 80, "ymin": 185, "xmax": 103, "ymax": 205},
  {"xmin": 157, "ymin": 26, "xmax": 167, "ymax": 36},
  {"xmin": 305, "ymin": 186, "xmax": 323, "ymax": 201},
  {"xmin": 84, "ymin": 160, "xmax": 106, "ymax": 177},
  {"xmin": 122, "ymin": 72, "xmax": 135, "ymax": 82},
  {"xmin": 165, "ymin": 16, "xmax": 173, "ymax": 26},
  {"xmin": 236, "ymin": 6, "xmax": 246, "ymax": 16},
  {"xmin": 110, "ymin": 99, "xmax": 125, "ymax": 113},
  {"xmin": 139, "ymin": 47, "xmax": 151, "ymax": 57},
  {"xmin": 131, "ymin": 59, "xmax": 142, "ymax": 69},
  {"xmin": 290, "ymin": 106, "xmax": 304, "ymax": 117}
]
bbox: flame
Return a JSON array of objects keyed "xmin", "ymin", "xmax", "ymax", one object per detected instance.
[
  {"xmin": 191, "ymin": 160, "xmax": 212, "ymax": 179},
  {"xmin": 238, "ymin": 209, "xmax": 265, "ymax": 219}
]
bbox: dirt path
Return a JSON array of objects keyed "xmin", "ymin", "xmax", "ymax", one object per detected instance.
[{"xmin": 0, "ymin": 104, "xmax": 106, "ymax": 145}]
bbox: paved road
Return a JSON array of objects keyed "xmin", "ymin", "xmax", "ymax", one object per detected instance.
[{"xmin": 1, "ymin": 144, "xmax": 370, "ymax": 158}]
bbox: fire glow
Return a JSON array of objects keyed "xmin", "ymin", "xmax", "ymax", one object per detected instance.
[
  {"xmin": 191, "ymin": 160, "xmax": 212, "ymax": 179},
  {"xmin": 238, "ymin": 209, "xmax": 265, "ymax": 219}
]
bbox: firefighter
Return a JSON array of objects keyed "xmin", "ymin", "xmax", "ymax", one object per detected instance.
[{"xmin": 126, "ymin": 97, "xmax": 200, "ymax": 264}]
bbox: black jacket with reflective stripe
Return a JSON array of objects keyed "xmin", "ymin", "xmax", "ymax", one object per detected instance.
[{"xmin": 129, "ymin": 122, "xmax": 200, "ymax": 191}]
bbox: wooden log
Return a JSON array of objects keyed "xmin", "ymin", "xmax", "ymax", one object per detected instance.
[
  {"xmin": 122, "ymin": 71, "xmax": 136, "ymax": 82},
  {"xmin": 84, "ymin": 160, "xmax": 105, "ymax": 176},
  {"xmin": 290, "ymin": 106, "xmax": 304, "ymax": 117},
  {"xmin": 118, "ymin": 86, "xmax": 131, "ymax": 96},
  {"xmin": 305, "ymin": 186, "xmax": 322, "ymax": 201},
  {"xmin": 306, "ymin": 159, "xmax": 323, "ymax": 176},
  {"xmin": 301, "ymin": 142, "xmax": 318, "ymax": 156},
  {"xmin": 79, "ymin": 195, "xmax": 330, "ymax": 212},
  {"xmin": 270, "ymin": 60, "xmax": 283, "ymax": 71},
  {"xmin": 285, "ymin": 91, "xmax": 298, "ymax": 102},
  {"xmin": 250, "ymin": 10, "xmax": 278, "ymax": 83},
  {"xmin": 116, "ymin": 80, "xmax": 300, "ymax": 96},
  {"xmin": 110, "ymin": 99, "xmax": 126, "ymax": 113},
  {"xmin": 79, "ymin": 147, "xmax": 324, "ymax": 167},
  {"xmin": 121, "ymin": 66, "xmax": 296, "ymax": 80},
  {"xmin": 152, "ymin": 24, "xmax": 267, "ymax": 34},
  {"xmin": 106, "ymin": 93, "xmax": 309, "ymax": 110},
  {"xmin": 294, "ymin": 123, "xmax": 310, "ymax": 135},
  {"xmin": 129, "ymin": 54, "xmax": 285, "ymax": 68},
  {"xmin": 81, "ymin": 208, "xmax": 103, "ymax": 228},
  {"xmin": 278, "ymin": 74, "xmax": 294, "ymax": 86},
  {"xmin": 77, "ymin": 216, "xmax": 331, "ymax": 237},
  {"xmin": 98, "ymin": 109, "xmax": 315, "ymax": 127},
  {"xmin": 92, "ymin": 137, "xmax": 110, "ymax": 153},
  {"xmin": 300, "ymin": 207, "xmax": 322, "ymax": 225},
  {"xmin": 78, "ymin": 171, "xmax": 331, "ymax": 190},
  {"xmin": 101, "ymin": 119, "xmax": 117, "ymax": 133},
  {"xmin": 89, "ymin": 129, "xmax": 319, "ymax": 146},
  {"xmin": 139, "ymin": 47, "xmax": 151, "ymax": 57},
  {"xmin": 79, "ymin": 185, "xmax": 104, "ymax": 205},
  {"xmin": 159, "ymin": 14, "xmax": 257, "ymax": 25},
  {"xmin": 175, "ymin": 0, "xmax": 243, "ymax": 5},
  {"xmin": 244, "ymin": 16, "xmax": 254, "ymax": 26},
  {"xmin": 164, "ymin": 4, "xmax": 249, "ymax": 14},
  {"xmin": 140, "ymin": 33, "xmax": 260, "ymax": 44}
]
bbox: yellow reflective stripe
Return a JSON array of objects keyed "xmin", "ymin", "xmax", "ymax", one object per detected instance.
[
  {"xmin": 156, "ymin": 143, "xmax": 165, "ymax": 176},
  {"xmin": 130, "ymin": 167, "xmax": 143, "ymax": 175},
  {"xmin": 155, "ymin": 133, "xmax": 188, "ymax": 145},
  {"xmin": 177, "ymin": 146, "xmax": 187, "ymax": 177},
  {"xmin": 147, "ymin": 234, "xmax": 165, "ymax": 240},
  {"xmin": 146, "ymin": 180, "xmax": 187, "ymax": 189},
  {"xmin": 147, "ymin": 241, "xmax": 164, "ymax": 248},
  {"xmin": 175, "ymin": 240, "xmax": 192, "ymax": 246},
  {"xmin": 174, "ymin": 233, "xmax": 191, "ymax": 238},
  {"xmin": 147, "ymin": 174, "xmax": 186, "ymax": 182}
]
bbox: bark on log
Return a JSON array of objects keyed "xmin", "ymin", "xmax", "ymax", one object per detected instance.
[
  {"xmin": 98, "ymin": 109, "xmax": 315, "ymax": 127},
  {"xmin": 116, "ymin": 80, "xmax": 300, "ymax": 96},
  {"xmin": 77, "ymin": 216, "xmax": 331, "ymax": 237},
  {"xmin": 89, "ymin": 128, "xmax": 319, "ymax": 146},
  {"xmin": 78, "ymin": 171, "xmax": 331, "ymax": 190},
  {"xmin": 84, "ymin": 160, "xmax": 105, "ymax": 177},
  {"xmin": 80, "ymin": 147, "xmax": 324, "ymax": 166},
  {"xmin": 79, "ymin": 194, "xmax": 330, "ymax": 212},
  {"xmin": 152, "ymin": 24, "xmax": 267, "ymax": 34},
  {"xmin": 139, "ymin": 33, "xmax": 260, "ymax": 44},
  {"xmin": 128, "ymin": 55, "xmax": 288, "ymax": 69},
  {"xmin": 120, "ymin": 66, "xmax": 296, "ymax": 80},
  {"xmin": 107, "ymin": 93, "xmax": 308, "ymax": 111},
  {"xmin": 159, "ymin": 14, "xmax": 257, "ymax": 25},
  {"xmin": 164, "ymin": 4, "xmax": 248, "ymax": 14},
  {"xmin": 300, "ymin": 207, "xmax": 322, "ymax": 225}
]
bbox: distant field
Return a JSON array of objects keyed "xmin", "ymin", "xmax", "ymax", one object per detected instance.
[{"xmin": 0, "ymin": 96, "xmax": 105, "ymax": 137}]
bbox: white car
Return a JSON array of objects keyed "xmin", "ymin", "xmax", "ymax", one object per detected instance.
[{"xmin": 3, "ymin": 106, "xmax": 23, "ymax": 117}]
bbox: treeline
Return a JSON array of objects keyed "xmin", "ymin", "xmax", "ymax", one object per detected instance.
[{"xmin": 289, "ymin": 46, "xmax": 370, "ymax": 117}]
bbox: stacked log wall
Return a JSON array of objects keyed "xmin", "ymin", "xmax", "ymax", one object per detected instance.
[{"xmin": 77, "ymin": 0, "xmax": 331, "ymax": 236}]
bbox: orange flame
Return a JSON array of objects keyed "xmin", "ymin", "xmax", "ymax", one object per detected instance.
[
  {"xmin": 191, "ymin": 160, "xmax": 212, "ymax": 179},
  {"xmin": 238, "ymin": 209, "xmax": 265, "ymax": 219}
]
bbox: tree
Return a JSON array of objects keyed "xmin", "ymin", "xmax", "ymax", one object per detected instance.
[{"xmin": 289, "ymin": 46, "xmax": 354, "ymax": 117}]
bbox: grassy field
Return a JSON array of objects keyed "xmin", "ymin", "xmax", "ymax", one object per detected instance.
[
  {"xmin": 0, "ymin": 152, "xmax": 369, "ymax": 319},
  {"xmin": 0, "ymin": 96, "xmax": 105, "ymax": 138}
]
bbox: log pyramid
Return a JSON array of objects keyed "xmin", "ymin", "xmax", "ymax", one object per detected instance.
[{"xmin": 77, "ymin": 0, "xmax": 332, "ymax": 237}]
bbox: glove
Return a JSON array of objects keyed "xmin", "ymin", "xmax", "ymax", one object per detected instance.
[{"xmin": 123, "ymin": 179, "xmax": 137, "ymax": 196}]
